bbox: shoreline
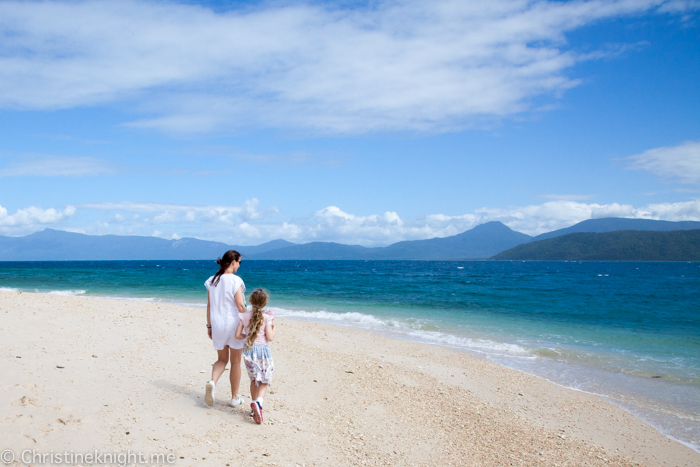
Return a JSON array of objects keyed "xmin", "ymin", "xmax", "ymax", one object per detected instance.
[
  {"xmin": 1, "ymin": 291, "xmax": 699, "ymax": 466},
  {"xmin": 2, "ymin": 288, "xmax": 699, "ymax": 456}
]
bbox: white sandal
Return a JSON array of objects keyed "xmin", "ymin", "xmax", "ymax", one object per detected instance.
[{"xmin": 205, "ymin": 381, "xmax": 216, "ymax": 407}]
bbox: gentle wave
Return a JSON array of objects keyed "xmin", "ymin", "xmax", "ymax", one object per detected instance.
[
  {"xmin": 0, "ymin": 287, "xmax": 20, "ymax": 292},
  {"xmin": 268, "ymin": 306, "xmax": 530, "ymax": 357},
  {"xmin": 46, "ymin": 289, "xmax": 87, "ymax": 296},
  {"xmin": 268, "ymin": 307, "xmax": 386, "ymax": 326},
  {"xmin": 401, "ymin": 329, "xmax": 531, "ymax": 356}
]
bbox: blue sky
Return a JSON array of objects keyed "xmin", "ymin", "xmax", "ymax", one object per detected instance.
[{"xmin": 0, "ymin": 0, "xmax": 699, "ymax": 246}]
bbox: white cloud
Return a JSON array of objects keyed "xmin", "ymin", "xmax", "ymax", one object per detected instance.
[
  {"xmin": 152, "ymin": 230, "xmax": 181, "ymax": 240},
  {"xmin": 0, "ymin": 0, "xmax": 679, "ymax": 134},
  {"xmin": 80, "ymin": 198, "xmax": 279, "ymax": 226},
  {"xmin": 5, "ymin": 199, "xmax": 700, "ymax": 244},
  {"xmin": 0, "ymin": 204, "xmax": 76, "ymax": 236},
  {"xmin": 637, "ymin": 200, "xmax": 700, "ymax": 220},
  {"xmin": 473, "ymin": 201, "xmax": 635, "ymax": 236},
  {"xmin": 0, "ymin": 155, "xmax": 114, "ymax": 177},
  {"xmin": 657, "ymin": 0, "xmax": 700, "ymax": 13},
  {"xmin": 238, "ymin": 200, "xmax": 700, "ymax": 244},
  {"xmin": 626, "ymin": 140, "xmax": 700, "ymax": 184}
]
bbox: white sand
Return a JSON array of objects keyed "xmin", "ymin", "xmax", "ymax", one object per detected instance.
[{"xmin": 1, "ymin": 291, "xmax": 698, "ymax": 466}]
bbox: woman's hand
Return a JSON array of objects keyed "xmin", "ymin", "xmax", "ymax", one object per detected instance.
[{"xmin": 207, "ymin": 327, "xmax": 212, "ymax": 340}]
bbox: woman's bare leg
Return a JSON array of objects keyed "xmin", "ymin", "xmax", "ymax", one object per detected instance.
[
  {"xmin": 229, "ymin": 348, "xmax": 242, "ymax": 399},
  {"xmin": 211, "ymin": 347, "xmax": 229, "ymax": 384}
]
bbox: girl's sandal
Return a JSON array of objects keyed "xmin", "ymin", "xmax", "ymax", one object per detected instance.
[{"xmin": 251, "ymin": 402, "xmax": 263, "ymax": 425}]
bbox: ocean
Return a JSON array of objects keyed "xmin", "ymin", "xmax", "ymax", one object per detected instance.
[{"xmin": 1, "ymin": 260, "xmax": 699, "ymax": 450}]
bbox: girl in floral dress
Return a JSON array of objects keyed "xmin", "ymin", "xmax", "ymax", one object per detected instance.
[{"xmin": 235, "ymin": 289, "xmax": 275, "ymax": 424}]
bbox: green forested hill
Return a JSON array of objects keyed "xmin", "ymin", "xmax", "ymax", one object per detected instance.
[{"xmin": 492, "ymin": 229, "xmax": 700, "ymax": 261}]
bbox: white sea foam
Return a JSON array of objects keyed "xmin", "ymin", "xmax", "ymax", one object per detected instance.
[
  {"xmin": 268, "ymin": 305, "xmax": 531, "ymax": 357},
  {"xmin": 0, "ymin": 287, "xmax": 20, "ymax": 292},
  {"xmin": 268, "ymin": 307, "xmax": 386, "ymax": 326},
  {"xmin": 47, "ymin": 290, "xmax": 87, "ymax": 296},
  {"xmin": 401, "ymin": 329, "xmax": 531, "ymax": 356},
  {"xmin": 89, "ymin": 295, "xmax": 207, "ymax": 309}
]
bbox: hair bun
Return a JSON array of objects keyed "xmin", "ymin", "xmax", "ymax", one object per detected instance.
[{"xmin": 216, "ymin": 258, "xmax": 222, "ymax": 265}]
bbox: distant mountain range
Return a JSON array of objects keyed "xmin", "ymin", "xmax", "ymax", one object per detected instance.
[
  {"xmin": 1, "ymin": 217, "xmax": 699, "ymax": 261},
  {"xmin": 493, "ymin": 229, "xmax": 700, "ymax": 261},
  {"xmin": 251, "ymin": 221, "xmax": 531, "ymax": 260},
  {"xmin": 531, "ymin": 218, "xmax": 700, "ymax": 241},
  {"xmin": 0, "ymin": 229, "xmax": 294, "ymax": 261}
]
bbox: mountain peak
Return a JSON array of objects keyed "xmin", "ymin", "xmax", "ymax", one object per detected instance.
[
  {"xmin": 454, "ymin": 221, "xmax": 529, "ymax": 239},
  {"xmin": 470, "ymin": 221, "xmax": 510, "ymax": 231}
]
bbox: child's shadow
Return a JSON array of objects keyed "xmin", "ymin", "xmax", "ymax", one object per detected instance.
[{"xmin": 152, "ymin": 379, "xmax": 255, "ymax": 423}]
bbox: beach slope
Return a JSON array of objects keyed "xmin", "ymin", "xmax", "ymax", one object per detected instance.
[{"xmin": 0, "ymin": 292, "xmax": 697, "ymax": 466}]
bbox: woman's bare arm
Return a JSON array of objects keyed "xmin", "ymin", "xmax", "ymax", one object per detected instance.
[
  {"xmin": 206, "ymin": 292, "xmax": 212, "ymax": 340},
  {"xmin": 234, "ymin": 288, "xmax": 247, "ymax": 313}
]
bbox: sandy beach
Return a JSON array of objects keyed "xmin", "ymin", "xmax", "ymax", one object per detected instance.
[{"xmin": 1, "ymin": 291, "xmax": 698, "ymax": 467}]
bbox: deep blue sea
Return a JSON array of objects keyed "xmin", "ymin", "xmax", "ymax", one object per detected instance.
[{"xmin": 1, "ymin": 260, "xmax": 699, "ymax": 450}]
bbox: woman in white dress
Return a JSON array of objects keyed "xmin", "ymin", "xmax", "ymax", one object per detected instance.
[{"xmin": 204, "ymin": 250, "xmax": 247, "ymax": 407}]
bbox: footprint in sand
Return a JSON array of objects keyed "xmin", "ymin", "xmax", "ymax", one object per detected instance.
[{"xmin": 11, "ymin": 396, "xmax": 38, "ymax": 407}]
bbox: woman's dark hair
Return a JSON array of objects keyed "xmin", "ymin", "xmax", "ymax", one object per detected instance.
[{"xmin": 211, "ymin": 250, "xmax": 241, "ymax": 287}]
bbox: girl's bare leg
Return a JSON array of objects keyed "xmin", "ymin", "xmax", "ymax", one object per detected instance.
[
  {"xmin": 211, "ymin": 347, "xmax": 229, "ymax": 384},
  {"xmin": 252, "ymin": 383, "xmax": 268, "ymax": 401},
  {"xmin": 229, "ymin": 348, "xmax": 242, "ymax": 399}
]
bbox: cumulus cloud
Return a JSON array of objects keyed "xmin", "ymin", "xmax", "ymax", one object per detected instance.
[
  {"xmin": 88, "ymin": 199, "xmax": 700, "ymax": 244},
  {"xmin": 81, "ymin": 199, "xmax": 280, "ymax": 225},
  {"xmin": 0, "ymin": 204, "xmax": 76, "ymax": 236},
  {"xmin": 0, "ymin": 0, "xmax": 682, "ymax": 134},
  {"xmin": 309, "ymin": 200, "xmax": 700, "ymax": 244},
  {"xmin": 0, "ymin": 155, "xmax": 114, "ymax": 177},
  {"xmin": 5, "ymin": 199, "xmax": 700, "ymax": 244},
  {"xmin": 278, "ymin": 201, "xmax": 673, "ymax": 244},
  {"xmin": 626, "ymin": 140, "xmax": 700, "ymax": 184}
]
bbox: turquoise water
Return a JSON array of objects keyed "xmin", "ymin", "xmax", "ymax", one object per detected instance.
[{"xmin": 1, "ymin": 260, "xmax": 699, "ymax": 450}]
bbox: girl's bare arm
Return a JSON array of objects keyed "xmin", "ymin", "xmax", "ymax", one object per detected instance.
[
  {"xmin": 235, "ymin": 321, "xmax": 245, "ymax": 340},
  {"xmin": 265, "ymin": 321, "xmax": 276, "ymax": 342}
]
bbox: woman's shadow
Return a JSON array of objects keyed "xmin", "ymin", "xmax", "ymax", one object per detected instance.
[{"xmin": 152, "ymin": 378, "xmax": 255, "ymax": 423}]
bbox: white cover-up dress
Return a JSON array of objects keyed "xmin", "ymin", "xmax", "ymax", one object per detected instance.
[{"xmin": 204, "ymin": 274, "xmax": 246, "ymax": 350}]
